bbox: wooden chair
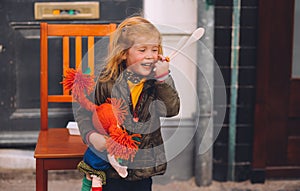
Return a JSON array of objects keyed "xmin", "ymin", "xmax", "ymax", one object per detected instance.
[{"xmin": 34, "ymin": 22, "xmax": 116, "ymax": 191}]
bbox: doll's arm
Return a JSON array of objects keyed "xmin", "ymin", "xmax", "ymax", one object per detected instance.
[
  {"xmin": 107, "ymin": 154, "xmax": 128, "ymax": 178},
  {"xmin": 89, "ymin": 133, "xmax": 107, "ymax": 152},
  {"xmin": 75, "ymin": 106, "xmax": 107, "ymax": 152}
]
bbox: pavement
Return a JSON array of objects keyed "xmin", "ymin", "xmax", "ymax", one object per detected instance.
[{"xmin": 1, "ymin": 149, "xmax": 300, "ymax": 191}]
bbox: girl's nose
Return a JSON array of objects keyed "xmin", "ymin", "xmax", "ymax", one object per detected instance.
[{"xmin": 145, "ymin": 50, "xmax": 155, "ymax": 59}]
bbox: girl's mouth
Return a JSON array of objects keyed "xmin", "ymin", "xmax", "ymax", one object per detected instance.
[
  {"xmin": 141, "ymin": 63, "xmax": 153, "ymax": 67},
  {"xmin": 141, "ymin": 62, "xmax": 155, "ymax": 67}
]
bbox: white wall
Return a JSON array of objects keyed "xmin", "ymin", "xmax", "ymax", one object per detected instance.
[
  {"xmin": 144, "ymin": 0, "xmax": 198, "ymax": 119},
  {"xmin": 144, "ymin": 0, "xmax": 197, "ymax": 33}
]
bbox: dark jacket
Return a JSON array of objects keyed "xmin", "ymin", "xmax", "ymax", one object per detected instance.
[{"xmin": 75, "ymin": 73, "xmax": 180, "ymax": 181}]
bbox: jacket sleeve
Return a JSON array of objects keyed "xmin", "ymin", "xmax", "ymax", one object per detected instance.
[
  {"xmin": 154, "ymin": 75, "xmax": 180, "ymax": 117},
  {"xmin": 75, "ymin": 105, "xmax": 94, "ymax": 144},
  {"xmin": 74, "ymin": 81, "xmax": 109, "ymax": 144}
]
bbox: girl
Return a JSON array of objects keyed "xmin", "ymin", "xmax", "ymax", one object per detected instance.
[{"xmin": 76, "ymin": 16, "xmax": 180, "ymax": 191}]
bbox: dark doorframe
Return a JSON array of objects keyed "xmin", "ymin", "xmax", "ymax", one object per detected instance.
[{"xmin": 252, "ymin": 0, "xmax": 300, "ymax": 182}]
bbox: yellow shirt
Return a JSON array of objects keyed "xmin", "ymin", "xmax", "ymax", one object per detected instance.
[{"xmin": 127, "ymin": 79, "xmax": 146, "ymax": 109}]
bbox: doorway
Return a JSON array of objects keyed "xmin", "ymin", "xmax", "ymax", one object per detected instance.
[{"xmin": 252, "ymin": 0, "xmax": 300, "ymax": 181}]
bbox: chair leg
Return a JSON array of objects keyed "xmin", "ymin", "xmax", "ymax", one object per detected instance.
[{"xmin": 36, "ymin": 159, "xmax": 48, "ymax": 191}]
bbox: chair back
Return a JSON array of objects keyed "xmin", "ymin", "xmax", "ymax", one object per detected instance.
[{"xmin": 40, "ymin": 22, "xmax": 116, "ymax": 130}]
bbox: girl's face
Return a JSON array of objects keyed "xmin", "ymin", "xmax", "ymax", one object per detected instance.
[{"xmin": 124, "ymin": 36, "xmax": 160, "ymax": 76}]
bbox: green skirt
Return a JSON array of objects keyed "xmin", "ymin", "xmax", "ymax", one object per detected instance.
[{"xmin": 77, "ymin": 160, "xmax": 106, "ymax": 185}]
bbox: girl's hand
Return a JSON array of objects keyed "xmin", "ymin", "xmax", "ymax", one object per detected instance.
[
  {"xmin": 154, "ymin": 55, "xmax": 170, "ymax": 80},
  {"xmin": 89, "ymin": 132, "xmax": 107, "ymax": 152}
]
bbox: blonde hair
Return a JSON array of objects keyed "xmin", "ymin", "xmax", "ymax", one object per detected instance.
[{"xmin": 99, "ymin": 16, "xmax": 162, "ymax": 82}]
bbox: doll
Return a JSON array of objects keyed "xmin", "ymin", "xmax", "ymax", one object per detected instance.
[{"xmin": 61, "ymin": 68, "xmax": 141, "ymax": 190}]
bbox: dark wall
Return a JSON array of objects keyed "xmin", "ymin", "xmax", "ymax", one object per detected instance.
[
  {"xmin": 0, "ymin": 0, "xmax": 142, "ymax": 146},
  {"xmin": 6, "ymin": 0, "xmax": 143, "ymax": 23},
  {"xmin": 213, "ymin": 0, "xmax": 258, "ymax": 181}
]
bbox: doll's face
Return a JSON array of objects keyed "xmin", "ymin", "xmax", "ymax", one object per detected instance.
[{"xmin": 124, "ymin": 36, "xmax": 159, "ymax": 76}]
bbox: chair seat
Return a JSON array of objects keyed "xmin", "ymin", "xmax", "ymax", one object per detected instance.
[{"xmin": 34, "ymin": 128, "xmax": 87, "ymax": 159}]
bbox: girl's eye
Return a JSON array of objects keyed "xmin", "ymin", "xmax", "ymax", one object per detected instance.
[
  {"xmin": 138, "ymin": 49, "xmax": 146, "ymax": 52},
  {"xmin": 152, "ymin": 49, "xmax": 158, "ymax": 52}
]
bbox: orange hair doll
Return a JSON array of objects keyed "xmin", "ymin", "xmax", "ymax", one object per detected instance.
[
  {"xmin": 62, "ymin": 68, "xmax": 141, "ymax": 161},
  {"xmin": 61, "ymin": 68, "xmax": 141, "ymax": 191}
]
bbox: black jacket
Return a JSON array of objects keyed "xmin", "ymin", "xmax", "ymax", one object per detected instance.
[{"xmin": 76, "ymin": 73, "xmax": 180, "ymax": 180}]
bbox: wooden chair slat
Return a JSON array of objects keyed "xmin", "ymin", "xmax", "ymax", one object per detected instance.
[
  {"xmin": 75, "ymin": 36, "xmax": 82, "ymax": 69},
  {"xmin": 48, "ymin": 95, "xmax": 73, "ymax": 102},
  {"xmin": 88, "ymin": 36, "xmax": 95, "ymax": 75},
  {"xmin": 40, "ymin": 23, "xmax": 48, "ymax": 131},
  {"xmin": 47, "ymin": 24, "xmax": 116, "ymax": 36},
  {"xmin": 62, "ymin": 36, "xmax": 70, "ymax": 95}
]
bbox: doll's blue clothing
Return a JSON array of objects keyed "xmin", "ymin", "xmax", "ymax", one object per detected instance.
[{"xmin": 83, "ymin": 147, "xmax": 110, "ymax": 170}]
